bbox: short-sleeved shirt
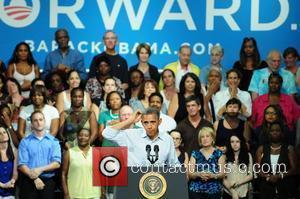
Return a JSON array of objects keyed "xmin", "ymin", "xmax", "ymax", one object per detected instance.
[
  {"xmin": 248, "ymin": 68, "xmax": 297, "ymax": 95},
  {"xmin": 19, "ymin": 104, "xmax": 59, "ymax": 136}
]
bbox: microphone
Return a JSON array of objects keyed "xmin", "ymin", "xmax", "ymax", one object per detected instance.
[
  {"xmin": 146, "ymin": 144, "xmax": 151, "ymax": 161},
  {"xmin": 153, "ymin": 145, "xmax": 159, "ymax": 163}
]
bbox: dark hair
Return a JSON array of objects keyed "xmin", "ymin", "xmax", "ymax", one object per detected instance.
[
  {"xmin": 169, "ymin": 129, "xmax": 185, "ymax": 155},
  {"xmin": 30, "ymin": 110, "xmax": 45, "ymax": 122},
  {"xmin": 30, "ymin": 85, "xmax": 48, "ymax": 105},
  {"xmin": 137, "ymin": 79, "xmax": 158, "ymax": 100},
  {"xmin": 77, "ymin": 127, "xmax": 91, "ymax": 136},
  {"xmin": 143, "ymin": 107, "xmax": 160, "ymax": 119},
  {"xmin": 283, "ymin": 47, "xmax": 299, "ymax": 59},
  {"xmin": 149, "ymin": 92, "xmax": 163, "ymax": 104},
  {"xmin": 71, "ymin": 86, "xmax": 84, "ymax": 97},
  {"xmin": 268, "ymin": 72, "xmax": 283, "ymax": 87},
  {"xmin": 0, "ymin": 104, "xmax": 11, "ymax": 115},
  {"xmin": 225, "ymin": 98, "xmax": 242, "ymax": 110},
  {"xmin": 226, "ymin": 68, "xmax": 242, "ymax": 80},
  {"xmin": 225, "ymin": 135, "xmax": 249, "ymax": 168},
  {"xmin": 185, "ymin": 95, "xmax": 201, "ymax": 106},
  {"xmin": 161, "ymin": 69, "xmax": 175, "ymax": 88},
  {"xmin": 0, "ymin": 74, "xmax": 6, "ymax": 94},
  {"xmin": 45, "ymin": 71, "xmax": 66, "ymax": 90},
  {"xmin": 179, "ymin": 73, "xmax": 204, "ymax": 116},
  {"xmin": 5, "ymin": 78, "xmax": 22, "ymax": 95},
  {"xmin": 261, "ymin": 105, "xmax": 286, "ymax": 137},
  {"xmin": 31, "ymin": 78, "xmax": 45, "ymax": 88},
  {"xmin": 268, "ymin": 121, "xmax": 285, "ymax": 142},
  {"xmin": 95, "ymin": 55, "xmax": 111, "ymax": 70},
  {"xmin": 55, "ymin": 28, "xmax": 69, "ymax": 41},
  {"xmin": 8, "ymin": 42, "xmax": 37, "ymax": 65},
  {"xmin": 136, "ymin": 43, "xmax": 151, "ymax": 58},
  {"xmin": 239, "ymin": 37, "xmax": 261, "ymax": 68},
  {"xmin": 67, "ymin": 69, "xmax": 81, "ymax": 81},
  {"xmin": 106, "ymin": 91, "xmax": 125, "ymax": 110},
  {"xmin": 129, "ymin": 69, "xmax": 145, "ymax": 87},
  {"xmin": 0, "ymin": 127, "xmax": 15, "ymax": 162}
]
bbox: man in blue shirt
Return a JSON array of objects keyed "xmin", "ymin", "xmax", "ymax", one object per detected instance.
[
  {"xmin": 18, "ymin": 111, "xmax": 61, "ymax": 199},
  {"xmin": 44, "ymin": 28, "xmax": 86, "ymax": 80},
  {"xmin": 103, "ymin": 108, "xmax": 179, "ymax": 166},
  {"xmin": 249, "ymin": 50, "xmax": 297, "ymax": 100}
]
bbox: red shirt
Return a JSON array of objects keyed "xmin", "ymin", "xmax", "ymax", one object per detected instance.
[{"xmin": 252, "ymin": 94, "xmax": 300, "ymax": 130}]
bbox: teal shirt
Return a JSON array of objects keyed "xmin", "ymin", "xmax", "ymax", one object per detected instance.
[{"xmin": 98, "ymin": 110, "xmax": 119, "ymax": 147}]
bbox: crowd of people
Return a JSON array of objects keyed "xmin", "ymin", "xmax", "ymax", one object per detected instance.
[{"xmin": 0, "ymin": 28, "xmax": 299, "ymax": 199}]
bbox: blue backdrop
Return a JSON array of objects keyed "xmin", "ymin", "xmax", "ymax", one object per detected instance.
[{"xmin": 0, "ymin": 0, "xmax": 299, "ymax": 70}]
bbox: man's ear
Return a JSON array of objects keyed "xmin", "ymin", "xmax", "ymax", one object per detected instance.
[{"xmin": 158, "ymin": 118, "xmax": 162, "ymax": 125}]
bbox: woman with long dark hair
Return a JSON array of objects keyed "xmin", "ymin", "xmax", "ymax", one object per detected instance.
[
  {"xmin": 0, "ymin": 127, "xmax": 18, "ymax": 198},
  {"xmin": 168, "ymin": 72, "xmax": 208, "ymax": 123},
  {"xmin": 169, "ymin": 129, "xmax": 189, "ymax": 165},
  {"xmin": 7, "ymin": 42, "xmax": 40, "ymax": 98},
  {"xmin": 233, "ymin": 37, "xmax": 267, "ymax": 91},
  {"xmin": 223, "ymin": 135, "xmax": 253, "ymax": 199}
]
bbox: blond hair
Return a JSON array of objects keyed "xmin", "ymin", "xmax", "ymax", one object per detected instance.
[{"xmin": 198, "ymin": 127, "xmax": 216, "ymax": 147}]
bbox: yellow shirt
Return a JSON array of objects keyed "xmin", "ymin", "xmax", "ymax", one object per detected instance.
[{"xmin": 68, "ymin": 146, "xmax": 101, "ymax": 198}]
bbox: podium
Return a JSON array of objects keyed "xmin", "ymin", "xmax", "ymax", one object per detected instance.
[{"xmin": 114, "ymin": 166, "xmax": 189, "ymax": 199}]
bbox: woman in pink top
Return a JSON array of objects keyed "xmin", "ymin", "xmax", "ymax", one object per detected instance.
[{"xmin": 252, "ymin": 73, "xmax": 300, "ymax": 131}]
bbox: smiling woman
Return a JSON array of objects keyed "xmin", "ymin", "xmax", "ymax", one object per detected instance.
[{"xmin": 18, "ymin": 85, "xmax": 59, "ymax": 138}]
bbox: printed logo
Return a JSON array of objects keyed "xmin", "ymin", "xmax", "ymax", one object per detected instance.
[
  {"xmin": 93, "ymin": 147, "xmax": 128, "ymax": 186},
  {"xmin": 0, "ymin": 0, "xmax": 40, "ymax": 28}
]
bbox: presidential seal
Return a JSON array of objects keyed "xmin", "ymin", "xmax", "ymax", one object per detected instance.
[{"xmin": 139, "ymin": 172, "xmax": 167, "ymax": 199}]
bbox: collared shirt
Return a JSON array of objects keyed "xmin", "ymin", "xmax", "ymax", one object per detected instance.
[
  {"xmin": 18, "ymin": 133, "xmax": 61, "ymax": 178},
  {"xmin": 214, "ymin": 88, "xmax": 252, "ymax": 119},
  {"xmin": 176, "ymin": 118, "xmax": 213, "ymax": 156},
  {"xmin": 252, "ymin": 93, "xmax": 300, "ymax": 130},
  {"xmin": 103, "ymin": 126, "xmax": 180, "ymax": 166},
  {"xmin": 44, "ymin": 48, "xmax": 86, "ymax": 79},
  {"xmin": 249, "ymin": 68, "xmax": 297, "ymax": 95}
]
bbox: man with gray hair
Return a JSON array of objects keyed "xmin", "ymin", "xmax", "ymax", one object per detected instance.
[
  {"xmin": 159, "ymin": 44, "xmax": 200, "ymax": 90},
  {"xmin": 249, "ymin": 50, "xmax": 296, "ymax": 100},
  {"xmin": 103, "ymin": 108, "xmax": 179, "ymax": 166},
  {"xmin": 44, "ymin": 28, "xmax": 86, "ymax": 79},
  {"xmin": 88, "ymin": 30, "xmax": 128, "ymax": 89}
]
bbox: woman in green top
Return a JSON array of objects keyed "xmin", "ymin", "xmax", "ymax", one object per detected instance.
[{"xmin": 98, "ymin": 91, "xmax": 125, "ymax": 146}]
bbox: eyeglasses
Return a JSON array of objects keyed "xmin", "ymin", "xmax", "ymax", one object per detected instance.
[{"xmin": 265, "ymin": 111, "xmax": 277, "ymax": 115}]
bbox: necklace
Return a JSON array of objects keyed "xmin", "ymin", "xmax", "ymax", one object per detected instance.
[
  {"xmin": 270, "ymin": 145, "xmax": 281, "ymax": 150},
  {"xmin": 109, "ymin": 110, "xmax": 119, "ymax": 119}
]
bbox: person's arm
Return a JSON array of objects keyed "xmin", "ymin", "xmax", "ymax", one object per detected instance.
[
  {"xmin": 188, "ymin": 156, "xmax": 209, "ymax": 180},
  {"xmin": 6, "ymin": 64, "xmax": 14, "ymax": 77},
  {"xmin": 50, "ymin": 118, "xmax": 59, "ymax": 137},
  {"xmin": 56, "ymin": 92, "xmax": 64, "ymax": 114},
  {"xmin": 104, "ymin": 110, "xmax": 141, "ymax": 131},
  {"xmin": 168, "ymin": 93, "xmax": 178, "ymax": 118},
  {"xmin": 210, "ymin": 154, "xmax": 226, "ymax": 180},
  {"xmin": 58, "ymin": 112, "xmax": 66, "ymax": 141},
  {"xmin": 34, "ymin": 65, "xmax": 40, "ymax": 78},
  {"xmin": 284, "ymin": 145, "xmax": 297, "ymax": 177},
  {"xmin": 240, "ymin": 92, "xmax": 252, "ymax": 118},
  {"xmin": 232, "ymin": 154, "xmax": 253, "ymax": 188},
  {"xmin": 74, "ymin": 53, "xmax": 86, "ymax": 80},
  {"xmin": 248, "ymin": 70, "xmax": 260, "ymax": 101},
  {"xmin": 61, "ymin": 150, "xmax": 70, "ymax": 199},
  {"xmin": 17, "ymin": 118, "xmax": 26, "ymax": 139},
  {"xmin": 98, "ymin": 124, "xmax": 105, "ymax": 142},
  {"xmin": 255, "ymin": 146, "xmax": 269, "ymax": 179},
  {"xmin": 243, "ymin": 121, "xmax": 251, "ymax": 149},
  {"xmin": 85, "ymin": 92, "xmax": 92, "ymax": 110},
  {"xmin": 2, "ymin": 110, "xmax": 19, "ymax": 146},
  {"xmin": 89, "ymin": 111, "xmax": 98, "ymax": 143}
]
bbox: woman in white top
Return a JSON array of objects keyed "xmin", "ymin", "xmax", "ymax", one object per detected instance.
[
  {"xmin": 56, "ymin": 70, "xmax": 91, "ymax": 113},
  {"xmin": 160, "ymin": 69, "xmax": 177, "ymax": 111},
  {"xmin": 214, "ymin": 69, "xmax": 252, "ymax": 119},
  {"xmin": 223, "ymin": 135, "xmax": 253, "ymax": 199},
  {"xmin": 7, "ymin": 42, "xmax": 40, "ymax": 98},
  {"xmin": 18, "ymin": 85, "xmax": 59, "ymax": 138}
]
